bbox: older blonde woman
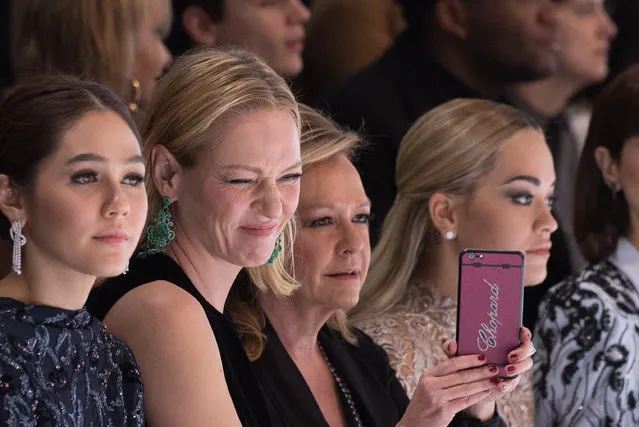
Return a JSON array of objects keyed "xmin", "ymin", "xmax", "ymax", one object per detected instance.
[
  {"xmin": 352, "ymin": 99, "xmax": 557, "ymax": 426},
  {"xmin": 87, "ymin": 48, "xmax": 302, "ymax": 426}
]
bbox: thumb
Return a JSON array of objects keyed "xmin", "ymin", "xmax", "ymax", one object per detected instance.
[{"xmin": 442, "ymin": 339, "xmax": 457, "ymax": 357}]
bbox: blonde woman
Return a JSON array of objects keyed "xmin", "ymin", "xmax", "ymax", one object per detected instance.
[
  {"xmin": 86, "ymin": 48, "xmax": 302, "ymax": 426},
  {"xmin": 352, "ymin": 99, "xmax": 557, "ymax": 427},
  {"xmin": 12, "ymin": 0, "xmax": 172, "ymax": 112},
  {"xmin": 227, "ymin": 105, "xmax": 528, "ymax": 427}
]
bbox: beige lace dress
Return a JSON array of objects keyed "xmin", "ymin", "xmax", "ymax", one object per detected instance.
[{"xmin": 355, "ymin": 280, "xmax": 534, "ymax": 427}]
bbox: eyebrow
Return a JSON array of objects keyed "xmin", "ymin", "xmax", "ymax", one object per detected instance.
[
  {"xmin": 220, "ymin": 161, "xmax": 303, "ymax": 174},
  {"xmin": 302, "ymin": 199, "xmax": 372, "ymax": 210},
  {"xmin": 65, "ymin": 153, "xmax": 145, "ymax": 165},
  {"xmin": 502, "ymin": 175, "xmax": 541, "ymax": 186}
]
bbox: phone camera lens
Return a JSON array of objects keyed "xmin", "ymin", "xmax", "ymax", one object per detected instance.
[{"xmin": 468, "ymin": 253, "xmax": 475, "ymax": 260}]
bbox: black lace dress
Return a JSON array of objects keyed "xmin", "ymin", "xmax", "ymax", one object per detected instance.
[{"xmin": 0, "ymin": 297, "xmax": 144, "ymax": 426}]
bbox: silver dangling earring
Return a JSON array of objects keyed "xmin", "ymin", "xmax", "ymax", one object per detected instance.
[
  {"xmin": 9, "ymin": 221, "xmax": 26, "ymax": 275},
  {"xmin": 611, "ymin": 184, "xmax": 618, "ymax": 203},
  {"xmin": 123, "ymin": 261, "xmax": 130, "ymax": 275}
]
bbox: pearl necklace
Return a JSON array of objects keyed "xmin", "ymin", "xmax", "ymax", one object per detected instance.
[{"xmin": 318, "ymin": 344, "xmax": 364, "ymax": 427}]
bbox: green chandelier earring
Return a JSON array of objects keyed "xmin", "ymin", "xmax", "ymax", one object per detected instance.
[
  {"xmin": 137, "ymin": 196, "xmax": 176, "ymax": 258},
  {"xmin": 266, "ymin": 234, "xmax": 282, "ymax": 266}
]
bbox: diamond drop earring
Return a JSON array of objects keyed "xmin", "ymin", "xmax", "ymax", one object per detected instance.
[{"xmin": 9, "ymin": 221, "xmax": 26, "ymax": 275}]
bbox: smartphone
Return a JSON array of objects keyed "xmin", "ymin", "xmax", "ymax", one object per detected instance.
[{"xmin": 456, "ymin": 249, "xmax": 524, "ymax": 378}]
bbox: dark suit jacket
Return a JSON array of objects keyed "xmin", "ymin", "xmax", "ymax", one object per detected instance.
[
  {"xmin": 254, "ymin": 321, "xmax": 506, "ymax": 427},
  {"xmin": 317, "ymin": 28, "xmax": 572, "ymax": 330}
]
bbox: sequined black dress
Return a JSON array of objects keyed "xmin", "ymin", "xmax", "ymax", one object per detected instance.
[{"xmin": 0, "ymin": 298, "xmax": 144, "ymax": 426}]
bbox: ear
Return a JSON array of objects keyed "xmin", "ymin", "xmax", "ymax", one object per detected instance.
[
  {"xmin": 0, "ymin": 175, "xmax": 27, "ymax": 227},
  {"xmin": 428, "ymin": 192, "xmax": 460, "ymax": 239},
  {"xmin": 182, "ymin": 5, "xmax": 218, "ymax": 46},
  {"xmin": 594, "ymin": 147, "xmax": 620, "ymax": 190},
  {"xmin": 435, "ymin": 0, "xmax": 470, "ymax": 39},
  {"xmin": 151, "ymin": 145, "xmax": 183, "ymax": 201}
]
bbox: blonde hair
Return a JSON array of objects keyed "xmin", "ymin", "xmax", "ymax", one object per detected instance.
[
  {"xmin": 141, "ymin": 47, "xmax": 301, "ymax": 297},
  {"xmin": 230, "ymin": 104, "xmax": 362, "ymax": 361},
  {"xmin": 11, "ymin": 0, "xmax": 171, "ymax": 101},
  {"xmin": 350, "ymin": 98, "xmax": 540, "ymax": 322}
]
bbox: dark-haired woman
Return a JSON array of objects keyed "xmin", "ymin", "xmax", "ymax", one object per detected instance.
[
  {"xmin": 0, "ymin": 75, "xmax": 148, "ymax": 425},
  {"xmin": 534, "ymin": 64, "xmax": 639, "ymax": 426}
]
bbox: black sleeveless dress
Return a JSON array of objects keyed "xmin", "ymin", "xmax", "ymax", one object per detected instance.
[{"xmin": 86, "ymin": 253, "xmax": 275, "ymax": 427}]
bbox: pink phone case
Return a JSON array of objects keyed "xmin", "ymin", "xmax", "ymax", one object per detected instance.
[{"xmin": 456, "ymin": 249, "xmax": 524, "ymax": 378}]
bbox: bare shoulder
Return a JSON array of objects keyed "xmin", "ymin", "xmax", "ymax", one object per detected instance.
[
  {"xmin": 101, "ymin": 283, "xmax": 243, "ymax": 425},
  {"xmin": 103, "ymin": 280, "xmax": 214, "ymax": 351}
]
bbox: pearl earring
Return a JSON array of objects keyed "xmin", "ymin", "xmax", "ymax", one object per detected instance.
[{"xmin": 444, "ymin": 230, "xmax": 455, "ymax": 240}]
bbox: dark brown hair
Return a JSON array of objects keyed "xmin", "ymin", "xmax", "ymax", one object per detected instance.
[
  {"xmin": 0, "ymin": 74, "xmax": 140, "ymax": 239},
  {"xmin": 166, "ymin": 0, "xmax": 225, "ymax": 56},
  {"xmin": 574, "ymin": 64, "xmax": 639, "ymax": 263}
]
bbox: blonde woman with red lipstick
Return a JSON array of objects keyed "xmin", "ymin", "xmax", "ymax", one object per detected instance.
[{"xmin": 351, "ymin": 98, "xmax": 557, "ymax": 427}]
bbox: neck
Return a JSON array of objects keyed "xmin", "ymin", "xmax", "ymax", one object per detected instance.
[
  {"xmin": 167, "ymin": 223, "xmax": 241, "ymax": 312},
  {"xmin": 627, "ymin": 211, "xmax": 639, "ymax": 254},
  {"xmin": 0, "ymin": 246, "xmax": 95, "ymax": 311},
  {"xmin": 516, "ymin": 75, "xmax": 583, "ymax": 117},
  {"xmin": 413, "ymin": 245, "xmax": 459, "ymax": 300},
  {"xmin": 260, "ymin": 292, "xmax": 333, "ymax": 359},
  {"xmin": 425, "ymin": 31, "xmax": 504, "ymax": 98}
]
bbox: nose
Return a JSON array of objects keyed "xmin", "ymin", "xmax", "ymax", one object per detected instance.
[
  {"xmin": 538, "ymin": 204, "xmax": 558, "ymax": 237},
  {"xmin": 160, "ymin": 43, "xmax": 172, "ymax": 70},
  {"xmin": 336, "ymin": 222, "xmax": 366, "ymax": 256},
  {"xmin": 289, "ymin": 0, "xmax": 311, "ymax": 25},
  {"xmin": 102, "ymin": 182, "xmax": 130, "ymax": 218},
  {"xmin": 253, "ymin": 181, "xmax": 283, "ymax": 220},
  {"xmin": 599, "ymin": 9, "xmax": 618, "ymax": 40}
]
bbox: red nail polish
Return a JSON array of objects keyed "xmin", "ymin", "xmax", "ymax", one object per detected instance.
[
  {"xmin": 491, "ymin": 377, "xmax": 500, "ymax": 385},
  {"xmin": 507, "ymin": 366, "xmax": 515, "ymax": 374},
  {"xmin": 509, "ymin": 354, "xmax": 519, "ymax": 362},
  {"xmin": 489, "ymin": 365, "xmax": 498, "ymax": 373},
  {"xmin": 478, "ymin": 354, "xmax": 486, "ymax": 362}
]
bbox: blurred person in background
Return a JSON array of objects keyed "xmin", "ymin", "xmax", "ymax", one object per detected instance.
[
  {"xmin": 11, "ymin": 0, "xmax": 172, "ymax": 114},
  {"xmin": 166, "ymin": 0, "xmax": 310, "ymax": 79},
  {"xmin": 512, "ymin": 0, "xmax": 617, "ymax": 272},
  {"xmin": 294, "ymin": 0, "xmax": 405, "ymax": 102}
]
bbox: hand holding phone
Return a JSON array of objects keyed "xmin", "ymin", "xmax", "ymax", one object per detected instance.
[{"xmin": 455, "ymin": 249, "xmax": 524, "ymax": 378}]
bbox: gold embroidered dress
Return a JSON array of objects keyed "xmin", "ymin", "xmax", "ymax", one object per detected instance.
[{"xmin": 355, "ymin": 280, "xmax": 534, "ymax": 427}]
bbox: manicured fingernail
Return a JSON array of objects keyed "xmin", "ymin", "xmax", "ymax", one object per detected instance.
[
  {"xmin": 491, "ymin": 377, "xmax": 500, "ymax": 385},
  {"xmin": 489, "ymin": 365, "xmax": 498, "ymax": 373},
  {"xmin": 509, "ymin": 354, "xmax": 519, "ymax": 363},
  {"xmin": 507, "ymin": 366, "xmax": 516, "ymax": 374},
  {"xmin": 478, "ymin": 354, "xmax": 486, "ymax": 362},
  {"xmin": 524, "ymin": 329, "xmax": 532, "ymax": 339}
]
